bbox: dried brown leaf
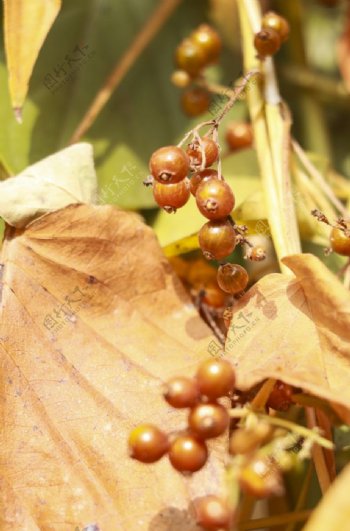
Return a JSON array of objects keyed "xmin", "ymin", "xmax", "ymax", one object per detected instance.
[
  {"xmin": 0, "ymin": 204, "xmax": 224, "ymax": 530},
  {"xmin": 225, "ymin": 253, "xmax": 350, "ymax": 422}
]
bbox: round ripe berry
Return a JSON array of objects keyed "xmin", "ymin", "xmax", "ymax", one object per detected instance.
[
  {"xmin": 202, "ymin": 284, "xmax": 226, "ymax": 308},
  {"xmin": 262, "ymin": 12, "xmax": 290, "ymax": 42},
  {"xmin": 175, "ymin": 38, "xmax": 207, "ymax": 76},
  {"xmin": 191, "ymin": 25, "xmax": 222, "ymax": 64},
  {"xmin": 193, "ymin": 495, "xmax": 231, "ymax": 530},
  {"xmin": 330, "ymin": 227, "xmax": 350, "ymax": 256},
  {"xmin": 254, "ymin": 28, "xmax": 281, "ymax": 58},
  {"xmin": 153, "ymin": 178, "xmax": 190, "ymax": 212},
  {"xmin": 181, "ymin": 87, "xmax": 211, "ymax": 117},
  {"xmin": 128, "ymin": 424, "xmax": 169, "ymax": 463},
  {"xmin": 171, "ymin": 69, "xmax": 191, "ymax": 88},
  {"xmin": 196, "ymin": 358, "xmax": 235, "ymax": 399},
  {"xmin": 266, "ymin": 381, "xmax": 294, "ymax": 411},
  {"xmin": 196, "ymin": 179, "xmax": 235, "ymax": 221},
  {"xmin": 163, "ymin": 377, "xmax": 200, "ymax": 409},
  {"xmin": 239, "ymin": 457, "xmax": 283, "ymax": 498},
  {"xmin": 217, "ymin": 263, "xmax": 249, "ymax": 294},
  {"xmin": 149, "ymin": 145, "xmax": 189, "ymax": 184},
  {"xmin": 187, "ymin": 138, "xmax": 219, "ymax": 169},
  {"xmin": 190, "ymin": 169, "xmax": 218, "ymax": 196},
  {"xmin": 188, "ymin": 403, "xmax": 229, "ymax": 440},
  {"xmin": 168, "ymin": 434, "xmax": 208, "ymax": 473},
  {"xmin": 225, "ymin": 122, "xmax": 253, "ymax": 151},
  {"xmin": 199, "ymin": 219, "xmax": 236, "ymax": 260}
]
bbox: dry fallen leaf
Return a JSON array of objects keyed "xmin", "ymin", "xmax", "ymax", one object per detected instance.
[
  {"xmin": 4, "ymin": 0, "xmax": 61, "ymax": 118},
  {"xmin": 0, "ymin": 204, "xmax": 225, "ymax": 530},
  {"xmin": 225, "ymin": 253, "xmax": 350, "ymax": 422},
  {"xmin": 302, "ymin": 462, "xmax": 350, "ymax": 531}
]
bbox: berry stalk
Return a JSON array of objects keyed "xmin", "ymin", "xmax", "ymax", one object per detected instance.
[{"xmin": 237, "ymin": 0, "xmax": 301, "ymax": 273}]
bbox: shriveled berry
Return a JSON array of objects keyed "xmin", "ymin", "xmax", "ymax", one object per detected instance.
[
  {"xmin": 189, "ymin": 402, "xmax": 229, "ymax": 439},
  {"xmin": 330, "ymin": 226, "xmax": 350, "ymax": 256},
  {"xmin": 254, "ymin": 28, "xmax": 281, "ymax": 57},
  {"xmin": 191, "ymin": 25, "xmax": 222, "ymax": 64},
  {"xmin": 187, "ymin": 138, "xmax": 219, "ymax": 169},
  {"xmin": 171, "ymin": 69, "xmax": 191, "ymax": 88},
  {"xmin": 181, "ymin": 87, "xmax": 211, "ymax": 117},
  {"xmin": 196, "ymin": 358, "xmax": 235, "ymax": 399},
  {"xmin": 169, "ymin": 434, "xmax": 208, "ymax": 472},
  {"xmin": 225, "ymin": 122, "xmax": 253, "ymax": 151},
  {"xmin": 190, "ymin": 169, "xmax": 218, "ymax": 196},
  {"xmin": 217, "ymin": 264, "xmax": 249, "ymax": 294},
  {"xmin": 153, "ymin": 178, "xmax": 190, "ymax": 212},
  {"xmin": 149, "ymin": 145, "xmax": 189, "ymax": 184},
  {"xmin": 128, "ymin": 424, "xmax": 169, "ymax": 463},
  {"xmin": 239, "ymin": 457, "xmax": 284, "ymax": 498},
  {"xmin": 193, "ymin": 495, "xmax": 231, "ymax": 530},
  {"xmin": 196, "ymin": 179, "xmax": 235, "ymax": 220},
  {"xmin": 163, "ymin": 377, "xmax": 200, "ymax": 408},
  {"xmin": 262, "ymin": 11, "xmax": 290, "ymax": 42},
  {"xmin": 175, "ymin": 38, "xmax": 207, "ymax": 76},
  {"xmin": 267, "ymin": 381, "xmax": 294, "ymax": 411},
  {"xmin": 199, "ymin": 219, "xmax": 236, "ymax": 260}
]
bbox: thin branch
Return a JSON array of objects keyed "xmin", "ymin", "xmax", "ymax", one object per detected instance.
[
  {"xmin": 68, "ymin": 0, "xmax": 182, "ymax": 144},
  {"xmin": 305, "ymin": 407, "xmax": 332, "ymax": 494}
]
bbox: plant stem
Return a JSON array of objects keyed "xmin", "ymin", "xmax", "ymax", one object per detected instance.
[
  {"xmin": 305, "ymin": 407, "xmax": 332, "ymax": 493},
  {"xmin": 238, "ymin": 509, "xmax": 312, "ymax": 530},
  {"xmin": 285, "ymin": 462, "xmax": 313, "ymax": 531}
]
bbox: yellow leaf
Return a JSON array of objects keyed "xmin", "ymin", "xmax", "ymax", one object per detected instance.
[
  {"xmin": 225, "ymin": 253, "xmax": 350, "ymax": 423},
  {"xmin": 4, "ymin": 0, "xmax": 61, "ymax": 117},
  {"xmin": 0, "ymin": 204, "xmax": 225, "ymax": 529},
  {"xmin": 302, "ymin": 463, "xmax": 350, "ymax": 531}
]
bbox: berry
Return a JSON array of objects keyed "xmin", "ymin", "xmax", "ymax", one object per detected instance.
[
  {"xmin": 198, "ymin": 219, "xmax": 236, "ymax": 260},
  {"xmin": 187, "ymin": 138, "xmax": 219, "ymax": 169},
  {"xmin": 168, "ymin": 434, "xmax": 208, "ymax": 472},
  {"xmin": 193, "ymin": 495, "xmax": 231, "ymax": 530},
  {"xmin": 175, "ymin": 38, "xmax": 207, "ymax": 76},
  {"xmin": 190, "ymin": 169, "xmax": 218, "ymax": 196},
  {"xmin": 181, "ymin": 87, "xmax": 211, "ymax": 117},
  {"xmin": 153, "ymin": 178, "xmax": 190, "ymax": 212},
  {"xmin": 149, "ymin": 145, "xmax": 189, "ymax": 184},
  {"xmin": 262, "ymin": 12, "xmax": 290, "ymax": 42},
  {"xmin": 196, "ymin": 179, "xmax": 235, "ymax": 220},
  {"xmin": 196, "ymin": 358, "xmax": 235, "ymax": 399},
  {"xmin": 330, "ymin": 227, "xmax": 350, "ymax": 256},
  {"xmin": 229, "ymin": 428, "xmax": 264, "ymax": 455},
  {"xmin": 225, "ymin": 122, "xmax": 253, "ymax": 151},
  {"xmin": 188, "ymin": 402, "xmax": 229, "ymax": 439},
  {"xmin": 171, "ymin": 69, "xmax": 191, "ymax": 88},
  {"xmin": 163, "ymin": 377, "xmax": 200, "ymax": 408},
  {"xmin": 239, "ymin": 457, "xmax": 283, "ymax": 498},
  {"xmin": 246, "ymin": 246, "xmax": 266, "ymax": 261},
  {"xmin": 202, "ymin": 284, "xmax": 226, "ymax": 308},
  {"xmin": 217, "ymin": 264, "xmax": 249, "ymax": 294},
  {"xmin": 267, "ymin": 381, "xmax": 294, "ymax": 411},
  {"xmin": 254, "ymin": 28, "xmax": 281, "ymax": 58},
  {"xmin": 128, "ymin": 424, "xmax": 169, "ymax": 463},
  {"xmin": 191, "ymin": 25, "xmax": 222, "ymax": 64}
]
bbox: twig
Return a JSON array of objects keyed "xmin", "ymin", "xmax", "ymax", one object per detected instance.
[
  {"xmin": 305, "ymin": 407, "xmax": 332, "ymax": 493},
  {"xmin": 68, "ymin": 0, "xmax": 182, "ymax": 144}
]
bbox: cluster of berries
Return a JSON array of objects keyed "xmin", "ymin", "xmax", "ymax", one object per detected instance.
[
  {"xmin": 171, "ymin": 24, "xmax": 222, "ymax": 117},
  {"xmin": 254, "ymin": 11, "xmax": 290, "ymax": 59},
  {"xmin": 129, "ymin": 359, "xmax": 296, "ymax": 529}
]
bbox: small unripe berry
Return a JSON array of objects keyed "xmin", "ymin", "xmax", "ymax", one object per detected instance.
[
  {"xmin": 171, "ymin": 69, "xmax": 191, "ymax": 88},
  {"xmin": 128, "ymin": 424, "xmax": 169, "ymax": 463},
  {"xmin": 149, "ymin": 145, "xmax": 189, "ymax": 184},
  {"xmin": 181, "ymin": 87, "xmax": 211, "ymax": 117},
  {"xmin": 199, "ymin": 219, "xmax": 236, "ymax": 260},
  {"xmin": 330, "ymin": 226, "xmax": 350, "ymax": 256},
  {"xmin": 196, "ymin": 358, "xmax": 235, "ymax": 399}
]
